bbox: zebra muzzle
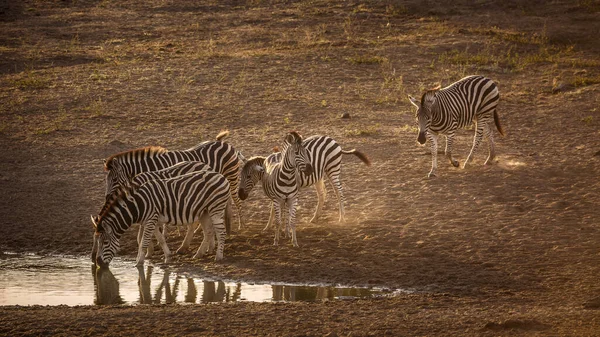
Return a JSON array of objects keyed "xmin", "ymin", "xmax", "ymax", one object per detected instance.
[
  {"xmin": 96, "ymin": 256, "xmax": 109, "ymax": 269},
  {"xmin": 417, "ymin": 132, "xmax": 427, "ymax": 145},
  {"xmin": 238, "ymin": 189, "xmax": 248, "ymax": 201}
]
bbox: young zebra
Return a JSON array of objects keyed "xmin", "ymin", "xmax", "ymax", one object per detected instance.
[
  {"xmin": 91, "ymin": 169, "xmax": 230, "ymax": 268},
  {"xmin": 244, "ymin": 135, "xmax": 371, "ymax": 227},
  {"xmin": 238, "ymin": 131, "xmax": 313, "ymax": 247},
  {"xmin": 408, "ymin": 75, "xmax": 504, "ymax": 177},
  {"xmin": 103, "ymin": 131, "xmax": 245, "ymax": 232}
]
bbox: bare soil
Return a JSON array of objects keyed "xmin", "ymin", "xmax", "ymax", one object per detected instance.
[{"xmin": 1, "ymin": 0, "xmax": 600, "ymax": 336}]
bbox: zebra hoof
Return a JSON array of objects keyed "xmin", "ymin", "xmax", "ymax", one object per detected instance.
[
  {"xmin": 175, "ymin": 248, "xmax": 188, "ymax": 255},
  {"xmin": 451, "ymin": 160, "xmax": 460, "ymax": 168},
  {"xmin": 427, "ymin": 172, "xmax": 437, "ymax": 178}
]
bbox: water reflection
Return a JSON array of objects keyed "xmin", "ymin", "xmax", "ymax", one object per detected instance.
[
  {"xmin": 0, "ymin": 254, "xmax": 392, "ymax": 306},
  {"xmin": 93, "ymin": 266, "xmax": 124, "ymax": 305},
  {"xmin": 94, "ymin": 265, "xmax": 385, "ymax": 305}
]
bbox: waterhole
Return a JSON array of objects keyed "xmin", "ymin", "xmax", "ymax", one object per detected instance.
[{"xmin": 0, "ymin": 253, "xmax": 396, "ymax": 306}]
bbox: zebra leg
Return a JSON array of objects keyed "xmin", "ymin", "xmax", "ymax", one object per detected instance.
[
  {"xmin": 264, "ymin": 202, "xmax": 275, "ymax": 231},
  {"xmin": 176, "ymin": 221, "xmax": 196, "ymax": 255},
  {"xmin": 484, "ymin": 124, "xmax": 496, "ymax": 165},
  {"xmin": 273, "ymin": 202, "xmax": 284, "ymax": 246},
  {"xmin": 464, "ymin": 121, "xmax": 486, "ymax": 168},
  {"xmin": 328, "ymin": 173, "xmax": 346, "ymax": 223},
  {"xmin": 445, "ymin": 133, "xmax": 460, "ymax": 168},
  {"xmin": 288, "ymin": 197, "xmax": 299, "ymax": 247},
  {"xmin": 195, "ymin": 213, "xmax": 213, "ymax": 258},
  {"xmin": 211, "ymin": 211, "xmax": 227, "ymax": 261},
  {"xmin": 153, "ymin": 225, "xmax": 171, "ymax": 264},
  {"xmin": 427, "ymin": 133, "xmax": 439, "ymax": 178},
  {"xmin": 136, "ymin": 217, "xmax": 157, "ymax": 267},
  {"xmin": 229, "ymin": 181, "xmax": 245, "ymax": 231},
  {"xmin": 310, "ymin": 179, "xmax": 325, "ymax": 223}
]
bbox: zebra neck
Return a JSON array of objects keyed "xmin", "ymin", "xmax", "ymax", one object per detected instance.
[
  {"xmin": 280, "ymin": 150, "xmax": 298, "ymax": 178},
  {"xmin": 112, "ymin": 196, "xmax": 142, "ymax": 234}
]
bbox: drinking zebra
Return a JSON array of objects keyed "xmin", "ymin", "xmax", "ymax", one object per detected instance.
[
  {"xmin": 91, "ymin": 169, "xmax": 231, "ymax": 268},
  {"xmin": 243, "ymin": 135, "xmax": 371, "ymax": 228},
  {"xmin": 103, "ymin": 131, "xmax": 245, "ymax": 232},
  {"xmin": 238, "ymin": 131, "xmax": 313, "ymax": 247},
  {"xmin": 408, "ymin": 75, "xmax": 504, "ymax": 177},
  {"xmin": 92, "ymin": 161, "xmax": 216, "ymax": 261}
]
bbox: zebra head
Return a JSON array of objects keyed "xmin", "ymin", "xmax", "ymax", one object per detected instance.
[
  {"xmin": 409, "ymin": 90, "xmax": 438, "ymax": 145},
  {"xmin": 283, "ymin": 131, "xmax": 313, "ymax": 176},
  {"xmin": 91, "ymin": 188, "xmax": 131, "ymax": 268},
  {"xmin": 91, "ymin": 215, "xmax": 119, "ymax": 269},
  {"xmin": 238, "ymin": 156, "xmax": 266, "ymax": 201}
]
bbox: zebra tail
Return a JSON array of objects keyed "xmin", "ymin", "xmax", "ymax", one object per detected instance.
[
  {"xmin": 341, "ymin": 149, "xmax": 371, "ymax": 166},
  {"xmin": 216, "ymin": 130, "xmax": 230, "ymax": 141},
  {"xmin": 493, "ymin": 110, "xmax": 505, "ymax": 137}
]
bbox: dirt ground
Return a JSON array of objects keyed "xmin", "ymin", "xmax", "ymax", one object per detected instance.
[{"xmin": 1, "ymin": 0, "xmax": 600, "ymax": 336}]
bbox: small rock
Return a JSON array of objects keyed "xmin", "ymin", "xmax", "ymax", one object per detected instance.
[
  {"xmin": 552, "ymin": 82, "xmax": 573, "ymax": 94},
  {"xmin": 108, "ymin": 140, "xmax": 126, "ymax": 147},
  {"xmin": 340, "ymin": 112, "xmax": 351, "ymax": 119}
]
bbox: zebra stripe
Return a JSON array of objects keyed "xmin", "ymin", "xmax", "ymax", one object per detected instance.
[
  {"xmin": 92, "ymin": 169, "xmax": 230, "ymax": 267},
  {"xmin": 103, "ymin": 131, "xmax": 244, "ymax": 231},
  {"xmin": 238, "ymin": 131, "xmax": 313, "ymax": 247},
  {"xmin": 245, "ymin": 135, "xmax": 371, "ymax": 225},
  {"xmin": 408, "ymin": 75, "xmax": 503, "ymax": 177}
]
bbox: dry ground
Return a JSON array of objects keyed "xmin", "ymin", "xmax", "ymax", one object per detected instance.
[{"xmin": 1, "ymin": 0, "xmax": 600, "ymax": 336}]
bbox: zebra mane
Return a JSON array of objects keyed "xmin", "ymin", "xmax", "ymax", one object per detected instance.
[
  {"xmin": 420, "ymin": 89, "xmax": 438, "ymax": 107},
  {"xmin": 104, "ymin": 146, "xmax": 168, "ymax": 171},
  {"xmin": 215, "ymin": 130, "xmax": 230, "ymax": 141},
  {"xmin": 98, "ymin": 185, "xmax": 133, "ymax": 222},
  {"xmin": 281, "ymin": 131, "xmax": 303, "ymax": 152},
  {"xmin": 244, "ymin": 156, "xmax": 266, "ymax": 168}
]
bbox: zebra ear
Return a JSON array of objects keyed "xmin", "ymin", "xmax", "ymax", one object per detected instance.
[
  {"xmin": 91, "ymin": 215, "xmax": 98, "ymax": 229},
  {"xmin": 408, "ymin": 95, "xmax": 420, "ymax": 108}
]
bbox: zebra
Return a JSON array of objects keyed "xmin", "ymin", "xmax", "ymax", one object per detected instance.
[
  {"xmin": 92, "ymin": 161, "xmax": 215, "ymax": 261},
  {"xmin": 241, "ymin": 135, "xmax": 371, "ymax": 228},
  {"xmin": 91, "ymin": 169, "xmax": 231, "ymax": 268},
  {"xmin": 408, "ymin": 75, "xmax": 504, "ymax": 177},
  {"xmin": 128, "ymin": 161, "xmax": 229, "ymax": 259},
  {"xmin": 238, "ymin": 131, "xmax": 313, "ymax": 247},
  {"xmin": 103, "ymin": 131, "xmax": 245, "ymax": 233}
]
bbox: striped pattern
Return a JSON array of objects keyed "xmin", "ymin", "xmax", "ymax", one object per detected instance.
[
  {"xmin": 129, "ymin": 161, "xmax": 224, "ymax": 258},
  {"xmin": 238, "ymin": 131, "xmax": 313, "ymax": 247},
  {"xmin": 409, "ymin": 75, "xmax": 503, "ymax": 177},
  {"xmin": 246, "ymin": 135, "xmax": 371, "ymax": 225},
  {"xmin": 92, "ymin": 169, "xmax": 230, "ymax": 267},
  {"xmin": 103, "ymin": 131, "xmax": 245, "ymax": 231}
]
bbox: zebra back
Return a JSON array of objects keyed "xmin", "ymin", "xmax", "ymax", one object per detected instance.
[
  {"xmin": 130, "ymin": 161, "xmax": 212, "ymax": 188},
  {"xmin": 105, "ymin": 140, "xmax": 243, "ymax": 200}
]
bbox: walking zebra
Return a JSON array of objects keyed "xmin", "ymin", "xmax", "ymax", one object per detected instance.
[
  {"xmin": 103, "ymin": 131, "xmax": 245, "ymax": 233},
  {"xmin": 238, "ymin": 131, "xmax": 313, "ymax": 247},
  {"xmin": 243, "ymin": 135, "xmax": 370, "ymax": 227},
  {"xmin": 92, "ymin": 169, "xmax": 230, "ymax": 268},
  {"xmin": 408, "ymin": 75, "xmax": 504, "ymax": 177}
]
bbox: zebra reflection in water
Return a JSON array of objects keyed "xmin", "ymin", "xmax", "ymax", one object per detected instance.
[
  {"xmin": 93, "ymin": 266, "xmax": 124, "ymax": 305},
  {"xmin": 135, "ymin": 266, "xmax": 241, "ymax": 304}
]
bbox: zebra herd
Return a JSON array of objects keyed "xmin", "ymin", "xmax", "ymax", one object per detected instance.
[{"xmin": 91, "ymin": 75, "xmax": 504, "ymax": 268}]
